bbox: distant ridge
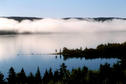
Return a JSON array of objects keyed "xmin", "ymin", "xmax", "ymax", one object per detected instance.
[
  {"xmin": 2, "ymin": 16, "xmax": 42, "ymax": 22},
  {"xmin": 62, "ymin": 17, "xmax": 126, "ymax": 21},
  {"xmin": 0, "ymin": 16, "xmax": 126, "ymax": 22}
]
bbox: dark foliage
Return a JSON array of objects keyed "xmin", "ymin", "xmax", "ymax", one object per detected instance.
[
  {"xmin": 0, "ymin": 60, "xmax": 123, "ymax": 84},
  {"xmin": 0, "ymin": 72, "xmax": 5, "ymax": 84},
  {"xmin": 61, "ymin": 42, "xmax": 126, "ymax": 59},
  {"xmin": 35, "ymin": 67, "xmax": 41, "ymax": 84},
  {"xmin": 16, "ymin": 68, "xmax": 27, "ymax": 84},
  {"xmin": 7, "ymin": 67, "xmax": 16, "ymax": 84}
]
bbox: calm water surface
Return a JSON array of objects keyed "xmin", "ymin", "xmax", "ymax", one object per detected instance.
[{"xmin": 0, "ymin": 32, "xmax": 125, "ymax": 76}]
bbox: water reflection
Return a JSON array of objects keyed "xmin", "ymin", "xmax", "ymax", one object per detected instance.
[
  {"xmin": 0, "ymin": 54, "xmax": 119, "ymax": 77},
  {"xmin": 0, "ymin": 32, "xmax": 124, "ymax": 76},
  {"xmin": 0, "ymin": 32, "xmax": 126, "ymax": 60}
]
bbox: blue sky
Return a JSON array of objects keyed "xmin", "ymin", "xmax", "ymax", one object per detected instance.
[{"xmin": 0, "ymin": 0, "xmax": 126, "ymax": 18}]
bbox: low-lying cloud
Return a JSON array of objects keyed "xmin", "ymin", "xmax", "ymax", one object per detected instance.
[{"xmin": 0, "ymin": 18, "xmax": 126, "ymax": 33}]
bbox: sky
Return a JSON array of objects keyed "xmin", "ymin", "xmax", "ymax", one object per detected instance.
[{"xmin": 0, "ymin": 0, "xmax": 126, "ymax": 18}]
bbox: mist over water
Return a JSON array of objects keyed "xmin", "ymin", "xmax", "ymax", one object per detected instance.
[
  {"xmin": 0, "ymin": 18, "xmax": 126, "ymax": 33},
  {"xmin": 0, "ymin": 18, "xmax": 123, "ymax": 76}
]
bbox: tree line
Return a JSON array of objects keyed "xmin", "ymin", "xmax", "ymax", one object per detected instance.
[
  {"xmin": 61, "ymin": 42, "xmax": 126, "ymax": 59},
  {"xmin": 0, "ymin": 59, "xmax": 126, "ymax": 84}
]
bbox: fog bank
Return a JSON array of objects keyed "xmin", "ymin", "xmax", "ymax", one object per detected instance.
[{"xmin": 0, "ymin": 18, "xmax": 126, "ymax": 33}]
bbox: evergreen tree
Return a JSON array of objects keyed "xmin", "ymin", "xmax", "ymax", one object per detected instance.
[
  {"xmin": 59, "ymin": 63, "xmax": 67, "ymax": 80},
  {"xmin": 17, "ymin": 68, "xmax": 26, "ymax": 84},
  {"xmin": 43, "ymin": 69, "xmax": 49, "ymax": 84},
  {"xmin": 0, "ymin": 72, "xmax": 5, "ymax": 84},
  {"xmin": 35, "ymin": 67, "xmax": 41, "ymax": 84},
  {"xmin": 53, "ymin": 70, "xmax": 59, "ymax": 82},
  {"xmin": 28, "ymin": 72, "xmax": 35, "ymax": 84},
  {"xmin": 7, "ymin": 67, "xmax": 16, "ymax": 84},
  {"xmin": 48, "ymin": 68, "xmax": 53, "ymax": 80}
]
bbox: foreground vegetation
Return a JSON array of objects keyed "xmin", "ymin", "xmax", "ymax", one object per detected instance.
[
  {"xmin": 61, "ymin": 42, "xmax": 126, "ymax": 59},
  {"xmin": 0, "ymin": 59, "xmax": 125, "ymax": 84}
]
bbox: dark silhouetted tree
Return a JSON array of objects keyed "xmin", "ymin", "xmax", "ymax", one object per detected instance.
[
  {"xmin": 0, "ymin": 72, "xmax": 5, "ymax": 84},
  {"xmin": 43, "ymin": 69, "xmax": 49, "ymax": 84},
  {"xmin": 7, "ymin": 67, "xmax": 16, "ymax": 84},
  {"xmin": 59, "ymin": 63, "xmax": 68, "ymax": 81},
  {"xmin": 35, "ymin": 67, "xmax": 41, "ymax": 84},
  {"xmin": 27, "ymin": 72, "xmax": 35, "ymax": 84},
  {"xmin": 48, "ymin": 68, "xmax": 53, "ymax": 81},
  {"xmin": 53, "ymin": 70, "xmax": 59, "ymax": 82},
  {"xmin": 17, "ymin": 68, "xmax": 26, "ymax": 84}
]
